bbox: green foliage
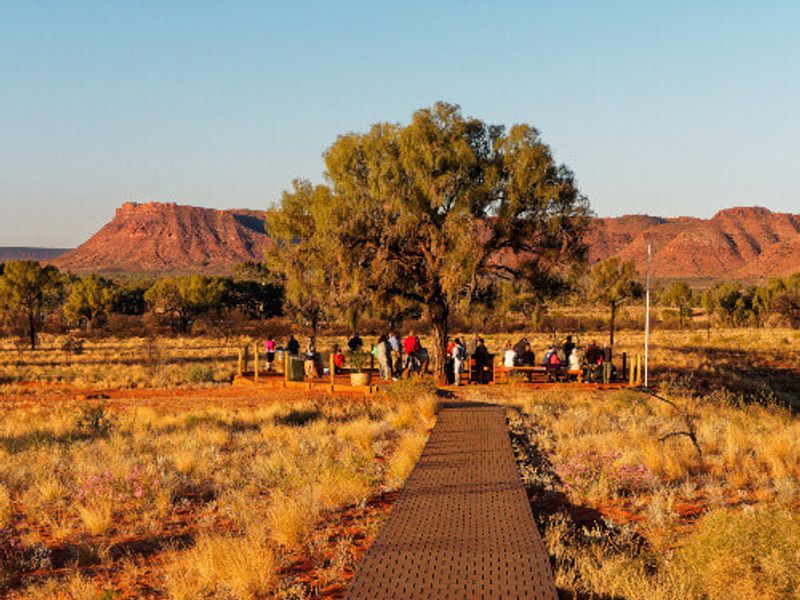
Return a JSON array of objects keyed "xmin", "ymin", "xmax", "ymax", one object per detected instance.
[
  {"xmin": 702, "ymin": 281, "xmax": 768, "ymax": 327},
  {"xmin": 346, "ymin": 350, "xmax": 371, "ymax": 373},
  {"xmin": 661, "ymin": 280, "xmax": 693, "ymax": 328},
  {"xmin": 185, "ymin": 364, "xmax": 216, "ymax": 384},
  {"xmin": 144, "ymin": 275, "xmax": 225, "ymax": 333},
  {"xmin": 63, "ymin": 274, "xmax": 118, "ymax": 329},
  {"xmin": 0, "ymin": 260, "xmax": 63, "ymax": 349},
  {"xmin": 589, "ymin": 257, "xmax": 642, "ymax": 347},
  {"xmin": 271, "ymin": 103, "xmax": 590, "ymax": 376},
  {"xmin": 265, "ymin": 182, "xmax": 340, "ymax": 336},
  {"xmin": 75, "ymin": 401, "xmax": 114, "ymax": 437}
]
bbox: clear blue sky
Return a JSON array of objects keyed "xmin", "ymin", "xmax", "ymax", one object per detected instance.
[{"xmin": 1, "ymin": 0, "xmax": 798, "ymax": 247}]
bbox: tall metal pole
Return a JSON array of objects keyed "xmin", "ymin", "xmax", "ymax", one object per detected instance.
[{"xmin": 644, "ymin": 239, "xmax": 652, "ymax": 388}]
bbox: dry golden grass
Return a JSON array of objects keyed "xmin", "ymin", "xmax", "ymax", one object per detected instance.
[
  {"xmin": 479, "ymin": 385, "xmax": 800, "ymax": 599},
  {"xmin": 0, "ymin": 387, "xmax": 436, "ymax": 598},
  {"xmin": 163, "ymin": 530, "xmax": 276, "ymax": 600}
]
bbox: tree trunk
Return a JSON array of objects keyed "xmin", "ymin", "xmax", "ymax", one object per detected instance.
[
  {"xmin": 28, "ymin": 309, "xmax": 36, "ymax": 351},
  {"xmin": 427, "ymin": 301, "xmax": 449, "ymax": 384},
  {"xmin": 609, "ymin": 302, "xmax": 616, "ymax": 350}
]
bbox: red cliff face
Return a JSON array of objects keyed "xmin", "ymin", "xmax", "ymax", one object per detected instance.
[
  {"xmin": 52, "ymin": 202, "xmax": 799, "ymax": 278},
  {"xmin": 52, "ymin": 202, "xmax": 271, "ymax": 273},
  {"xmin": 590, "ymin": 206, "xmax": 800, "ymax": 278}
]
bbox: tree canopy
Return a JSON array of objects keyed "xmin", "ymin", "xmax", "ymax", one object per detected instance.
[
  {"xmin": 64, "ymin": 274, "xmax": 118, "ymax": 329},
  {"xmin": 0, "ymin": 260, "xmax": 63, "ymax": 349},
  {"xmin": 268, "ymin": 103, "xmax": 591, "ymax": 375},
  {"xmin": 144, "ymin": 275, "xmax": 225, "ymax": 333},
  {"xmin": 589, "ymin": 257, "xmax": 643, "ymax": 350},
  {"xmin": 662, "ymin": 280, "xmax": 694, "ymax": 328}
]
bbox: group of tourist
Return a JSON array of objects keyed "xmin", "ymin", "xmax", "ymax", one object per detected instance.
[
  {"xmin": 501, "ymin": 335, "xmax": 614, "ymax": 382},
  {"xmin": 259, "ymin": 331, "xmax": 615, "ymax": 384}
]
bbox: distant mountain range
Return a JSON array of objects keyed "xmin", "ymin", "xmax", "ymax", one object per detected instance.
[
  {"xmin": 51, "ymin": 202, "xmax": 271, "ymax": 274},
  {"xmin": 586, "ymin": 206, "xmax": 800, "ymax": 279},
  {"xmin": 26, "ymin": 202, "xmax": 800, "ymax": 279},
  {"xmin": 0, "ymin": 247, "xmax": 70, "ymax": 262}
]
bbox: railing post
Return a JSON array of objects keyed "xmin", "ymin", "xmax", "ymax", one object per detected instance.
[
  {"xmin": 243, "ymin": 345, "xmax": 249, "ymax": 375},
  {"xmin": 254, "ymin": 343, "xmax": 259, "ymax": 384},
  {"xmin": 370, "ymin": 346, "xmax": 374, "ymax": 372},
  {"xmin": 284, "ymin": 351, "xmax": 289, "ymax": 387},
  {"xmin": 636, "ymin": 354, "xmax": 642, "ymax": 386},
  {"xmin": 237, "ymin": 348, "xmax": 243, "ymax": 377},
  {"xmin": 621, "ymin": 352, "xmax": 627, "ymax": 381},
  {"xmin": 492, "ymin": 355, "xmax": 497, "ymax": 384},
  {"xmin": 330, "ymin": 352, "xmax": 335, "ymax": 392}
]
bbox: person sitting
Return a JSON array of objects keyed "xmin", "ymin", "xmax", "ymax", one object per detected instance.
[
  {"xmin": 513, "ymin": 337, "xmax": 528, "ymax": 360},
  {"xmin": 562, "ymin": 336, "xmax": 575, "ymax": 366},
  {"xmin": 568, "ymin": 347, "xmax": 582, "ymax": 371},
  {"xmin": 304, "ymin": 338, "xmax": 317, "ymax": 378},
  {"xmin": 503, "ymin": 342, "xmax": 517, "ymax": 368},
  {"xmin": 519, "ymin": 343, "xmax": 535, "ymax": 367},
  {"xmin": 584, "ymin": 341, "xmax": 603, "ymax": 382},
  {"xmin": 541, "ymin": 345, "xmax": 555, "ymax": 366},
  {"xmin": 547, "ymin": 349, "xmax": 562, "ymax": 368},
  {"xmin": 332, "ymin": 344, "xmax": 345, "ymax": 373}
]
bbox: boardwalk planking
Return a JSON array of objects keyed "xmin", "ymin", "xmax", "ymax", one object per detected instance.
[{"xmin": 347, "ymin": 402, "xmax": 557, "ymax": 599}]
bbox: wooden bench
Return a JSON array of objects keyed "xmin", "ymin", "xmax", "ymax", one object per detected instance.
[{"xmin": 494, "ymin": 365, "xmax": 584, "ymax": 384}]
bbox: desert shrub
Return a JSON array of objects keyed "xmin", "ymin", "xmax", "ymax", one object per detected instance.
[
  {"xmin": 184, "ymin": 364, "xmax": 215, "ymax": 384},
  {"xmin": 382, "ymin": 377, "xmax": 438, "ymax": 404},
  {"xmin": 163, "ymin": 531, "xmax": 275, "ymax": 600},
  {"xmin": 267, "ymin": 491, "xmax": 320, "ymax": 547},
  {"xmin": 75, "ymin": 401, "xmax": 113, "ymax": 437}
]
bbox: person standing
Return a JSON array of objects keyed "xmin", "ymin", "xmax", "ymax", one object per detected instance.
[
  {"xmin": 452, "ymin": 337, "xmax": 467, "ymax": 386},
  {"xmin": 445, "ymin": 337, "xmax": 456, "ymax": 384},
  {"xmin": 264, "ymin": 335, "xmax": 276, "ymax": 371},
  {"xmin": 387, "ymin": 331, "xmax": 401, "ymax": 376},
  {"xmin": 286, "ymin": 334, "xmax": 300, "ymax": 356},
  {"xmin": 473, "ymin": 337, "xmax": 490, "ymax": 384},
  {"xmin": 376, "ymin": 335, "xmax": 392, "ymax": 381},
  {"xmin": 348, "ymin": 332, "xmax": 363, "ymax": 352},
  {"xmin": 403, "ymin": 330, "xmax": 421, "ymax": 375}
]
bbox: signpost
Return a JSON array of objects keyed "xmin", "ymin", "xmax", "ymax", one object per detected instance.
[{"xmin": 644, "ymin": 239, "xmax": 652, "ymax": 388}]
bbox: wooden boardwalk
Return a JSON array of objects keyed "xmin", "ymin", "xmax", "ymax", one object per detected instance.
[{"xmin": 347, "ymin": 402, "xmax": 557, "ymax": 599}]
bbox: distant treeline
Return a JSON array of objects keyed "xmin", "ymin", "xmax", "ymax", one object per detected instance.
[{"xmin": 0, "ymin": 258, "xmax": 797, "ymax": 350}]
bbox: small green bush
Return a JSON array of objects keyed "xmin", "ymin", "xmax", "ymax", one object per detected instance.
[
  {"xmin": 75, "ymin": 402, "xmax": 113, "ymax": 437},
  {"xmin": 185, "ymin": 364, "xmax": 216, "ymax": 384}
]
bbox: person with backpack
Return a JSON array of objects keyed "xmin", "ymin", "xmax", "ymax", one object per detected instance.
[{"xmin": 452, "ymin": 337, "xmax": 467, "ymax": 386}]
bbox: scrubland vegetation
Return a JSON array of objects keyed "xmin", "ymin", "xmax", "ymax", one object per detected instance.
[
  {"xmin": 0, "ymin": 385, "xmax": 436, "ymax": 598},
  {"xmin": 482, "ymin": 385, "xmax": 800, "ymax": 599}
]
